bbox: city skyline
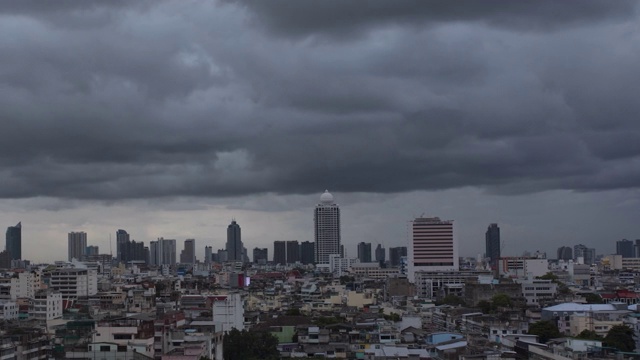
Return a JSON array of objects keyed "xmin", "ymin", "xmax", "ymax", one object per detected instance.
[{"xmin": 1, "ymin": 2, "xmax": 640, "ymax": 262}]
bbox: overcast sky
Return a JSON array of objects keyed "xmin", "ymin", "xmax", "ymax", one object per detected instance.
[{"xmin": 1, "ymin": 1, "xmax": 639, "ymax": 262}]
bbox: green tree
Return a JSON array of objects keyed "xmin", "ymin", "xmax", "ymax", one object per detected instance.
[
  {"xmin": 223, "ymin": 328, "xmax": 279, "ymax": 360},
  {"xmin": 537, "ymin": 272, "xmax": 559, "ymax": 282},
  {"xmin": 437, "ymin": 294, "xmax": 466, "ymax": 306},
  {"xmin": 575, "ymin": 329, "xmax": 601, "ymax": 340},
  {"xmin": 603, "ymin": 325, "xmax": 635, "ymax": 352},
  {"xmin": 286, "ymin": 308, "xmax": 301, "ymax": 316},
  {"xmin": 583, "ymin": 293, "xmax": 603, "ymax": 304},
  {"xmin": 491, "ymin": 293, "xmax": 512, "ymax": 308},
  {"xmin": 477, "ymin": 300, "xmax": 492, "ymax": 314},
  {"xmin": 528, "ymin": 320, "xmax": 561, "ymax": 343}
]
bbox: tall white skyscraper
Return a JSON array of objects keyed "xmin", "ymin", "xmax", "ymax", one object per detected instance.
[
  {"xmin": 314, "ymin": 190, "xmax": 341, "ymax": 264},
  {"xmin": 68, "ymin": 231, "xmax": 87, "ymax": 261},
  {"xmin": 408, "ymin": 217, "xmax": 458, "ymax": 282}
]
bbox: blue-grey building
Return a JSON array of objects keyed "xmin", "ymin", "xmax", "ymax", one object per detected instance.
[{"xmin": 6, "ymin": 222, "xmax": 21, "ymax": 260}]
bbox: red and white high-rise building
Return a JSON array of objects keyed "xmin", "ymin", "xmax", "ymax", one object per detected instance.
[{"xmin": 408, "ymin": 217, "xmax": 458, "ymax": 282}]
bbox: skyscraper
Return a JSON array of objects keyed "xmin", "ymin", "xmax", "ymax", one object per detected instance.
[
  {"xmin": 389, "ymin": 246, "xmax": 407, "ymax": 267},
  {"xmin": 408, "ymin": 217, "xmax": 458, "ymax": 282},
  {"xmin": 205, "ymin": 246, "xmax": 213, "ymax": 264},
  {"xmin": 68, "ymin": 231, "xmax": 88, "ymax": 261},
  {"xmin": 574, "ymin": 244, "xmax": 596, "ymax": 265},
  {"xmin": 616, "ymin": 239, "xmax": 634, "ymax": 258},
  {"xmin": 5, "ymin": 222, "xmax": 21, "ymax": 260},
  {"xmin": 180, "ymin": 239, "xmax": 196, "ymax": 264},
  {"xmin": 150, "ymin": 238, "xmax": 176, "ymax": 266},
  {"xmin": 116, "ymin": 229, "xmax": 130, "ymax": 261},
  {"xmin": 300, "ymin": 241, "xmax": 315, "ymax": 265},
  {"xmin": 314, "ymin": 190, "xmax": 341, "ymax": 264},
  {"xmin": 226, "ymin": 220, "xmax": 244, "ymax": 262},
  {"xmin": 286, "ymin": 240, "xmax": 300, "ymax": 264},
  {"xmin": 485, "ymin": 223, "xmax": 500, "ymax": 267},
  {"xmin": 273, "ymin": 241, "xmax": 286, "ymax": 265},
  {"xmin": 357, "ymin": 242, "xmax": 372, "ymax": 263},
  {"xmin": 557, "ymin": 246, "xmax": 573, "ymax": 261},
  {"xmin": 375, "ymin": 244, "xmax": 385, "ymax": 265},
  {"xmin": 253, "ymin": 248, "xmax": 268, "ymax": 264}
]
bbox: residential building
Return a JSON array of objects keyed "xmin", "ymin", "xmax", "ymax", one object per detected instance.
[
  {"xmin": 519, "ymin": 278, "xmax": 557, "ymax": 307},
  {"xmin": 300, "ymin": 241, "xmax": 315, "ymax": 265},
  {"xmin": 286, "ymin": 240, "xmax": 300, "ymax": 264},
  {"xmin": 48, "ymin": 268, "xmax": 98, "ymax": 300},
  {"xmin": 10, "ymin": 271, "xmax": 40, "ymax": 300},
  {"xmin": 415, "ymin": 271, "xmax": 491, "ymax": 300},
  {"xmin": 357, "ymin": 242, "xmax": 372, "ymax": 263},
  {"xmin": 408, "ymin": 217, "xmax": 458, "ymax": 283},
  {"xmin": 0, "ymin": 300, "xmax": 17, "ymax": 320},
  {"xmin": 6, "ymin": 222, "xmax": 21, "ymax": 260},
  {"xmin": 497, "ymin": 257, "xmax": 549, "ymax": 279},
  {"xmin": 273, "ymin": 241, "xmax": 286, "ymax": 265},
  {"xmin": 329, "ymin": 254, "xmax": 357, "ymax": 277},
  {"xmin": 252, "ymin": 247, "xmax": 268, "ymax": 264},
  {"xmin": 85, "ymin": 245, "xmax": 99, "ymax": 257},
  {"xmin": 314, "ymin": 190, "xmax": 341, "ymax": 264},
  {"xmin": 574, "ymin": 244, "xmax": 596, "ymax": 265},
  {"xmin": 150, "ymin": 238, "xmax": 177, "ymax": 266},
  {"xmin": 485, "ymin": 223, "xmax": 500, "ymax": 267},
  {"xmin": 212, "ymin": 294, "xmax": 244, "ymax": 332},
  {"xmin": 68, "ymin": 231, "xmax": 87, "ymax": 261},
  {"xmin": 180, "ymin": 239, "xmax": 196, "ymax": 264},
  {"xmin": 617, "ymin": 239, "xmax": 635, "ymax": 258},
  {"xmin": 30, "ymin": 290, "xmax": 62, "ymax": 321},
  {"xmin": 557, "ymin": 246, "xmax": 573, "ymax": 261}
]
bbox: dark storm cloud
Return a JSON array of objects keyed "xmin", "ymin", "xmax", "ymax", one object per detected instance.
[
  {"xmin": 227, "ymin": 0, "xmax": 638, "ymax": 37},
  {"xmin": 0, "ymin": 1, "xmax": 640, "ymax": 200}
]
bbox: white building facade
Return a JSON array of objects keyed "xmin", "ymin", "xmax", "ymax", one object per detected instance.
[
  {"xmin": 49, "ymin": 268, "xmax": 98, "ymax": 300},
  {"xmin": 314, "ymin": 190, "xmax": 341, "ymax": 264},
  {"xmin": 212, "ymin": 294, "xmax": 244, "ymax": 332},
  {"xmin": 408, "ymin": 217, "xmax": 459, "ymax": 283}
]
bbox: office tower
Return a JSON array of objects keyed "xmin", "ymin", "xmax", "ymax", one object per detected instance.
[
  {"xmin": 226, "ymin": 220, "xmax": 244, "ymax": 262},
  {"xmin": 574, "ymin": 244, "xmax": 596, "ymax": 265},
  {"xmin": 180, "ymin": 239, "xmax": 196, "ymax": 264},
  {"xmin": 389, "ymin": 246, "xmax": 407, "ymax": 267},
  {"xmin": 5, "ymin": 222, "xmax": 21, "ymax": 260},
  {"xmin": 85, "ymin": 245, "xmax": 99, "ymax": 257},
  {"xmin": 557, "ymin": 246, "xmax": 573, "ymax": 261},
  {"xmin": 357, "ymin": 242, "xmax": 372, "ymax": 263},
  {"xmin": 485, "ymin": 223, "xmax": 500, "ymax": 267},
  {"xmin": 617, "ymin": 239, "xmax": 635, "ymax": 258},
  {"xmin": 408, "ymin": 217, "xmax": 458, "ymax": 282},
  {"xmin": 253, "ymin": 248, "xmax": 268, "ymax": 264},
  {"xmin": 314, "ymin": 190, "xmax": 341, "ymax": 264},
  {"xmin": 635, "ymin": 240, "xmax": 640, "ymax": 258},
  {"xmin": 300, "ymin": 241, "xmax": 315, "ymax": 265},
  {"xmin": 150, "ymin": 238, "xmax": 176, "ymax": 266},
  {"xmin": 205, "ymin": 246, "xmax": 213, "ymax": 264},
  {"xmin": 116, "ymin": 229, "xmax": 130, "ymax": 261},
  {"xmin": 273, "ymin": 241, "xmax": 286, "ymax": 265},
  {"xmin": 68, "ymin": 231, "xmax": 88, "ymax": 261},
  {"xmin": 286, "ymin": 240, "xmax": 300, "ymax": 264},
  {"xmin": 216, "ymin": 249, "xmax": 228, "ymax": 263},
  {"xmin": 375, "ymin": 244, "xmax": 385, "ymax": 264}
]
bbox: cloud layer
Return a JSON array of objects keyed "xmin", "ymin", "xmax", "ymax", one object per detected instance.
[{"xmin": 1, "ymin": 1, "xmax": 640, "ymax": 200}]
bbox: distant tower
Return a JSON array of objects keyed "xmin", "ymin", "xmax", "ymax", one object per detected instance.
[
  {"xmin": 485, "ymin": 223, "xmax": 501, "ymax": 268},
  {"xmin": 205, "ymin": 246, "xmax": 213, "ymax": 264},
  {"xmin": 375, "ymin": 244, "xmax": 385, "ymax": 264},
  {"xmin": 68, "ymin": 231, "xmax": 88, "ymax": 261},
  {"xmin": 226, "ymin": 220, "xmax": 244, "ymax": 262},
  {"xmin": 557, "ymin": 246, "xmax": 573, "ymax": 261},
  {"xmin": 180, "ymin": 239, "xmax": 196, "ymax": 264},
  {"xmin": 116, "ymin": 229, "xmax": 130, "ymax": 261},
  {"xmin": 300, "ymin": 241, "xmax": 315, "ymax": 265},
  {"xmin": 314, "ymin": 190, "xmax": 341, "ymax": 264},
  {"xmin": 357, "ymin": 242, "xmax": 372, "ymax": 263},
  {"xmin": 286, "ymin": 240, "xmax": 300, "ymax": 264},
  {"xmin": 616, "ymin": 239, "xmax": 634, "ymax": 258},
  {"xmin": 5, "ymin": 222, "xmax": 21, "ymax": 260},
  {"xmin": 273, "ymin": 241, "xmax": 286, "ymax": 265}
]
